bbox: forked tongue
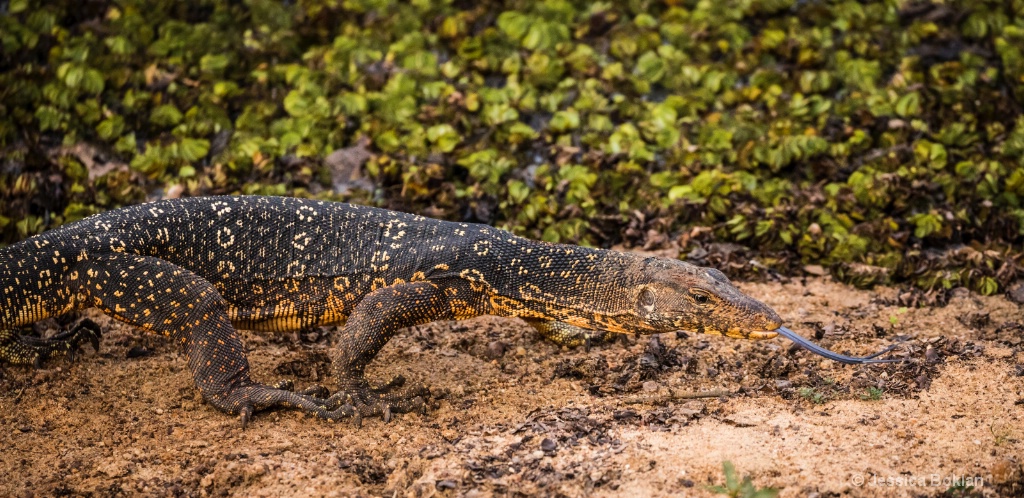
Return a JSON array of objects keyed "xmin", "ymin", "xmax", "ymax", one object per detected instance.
[{"xmin": 774, "ymin": 326, "xmax": 905, "ymax": 365}]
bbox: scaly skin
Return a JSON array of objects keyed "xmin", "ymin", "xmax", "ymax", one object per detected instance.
[{"xmin": 0, "ymin": 196, "xmax": 781, "ymax": 425}]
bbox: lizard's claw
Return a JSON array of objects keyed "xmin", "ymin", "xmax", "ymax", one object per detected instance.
[
  {"xmin": 239, "ymin": 404, "xmax": 254, "ymax": 429},
  {"xmin": 325, "ymin": 374, "xmax": 429, "ymax": 425}
]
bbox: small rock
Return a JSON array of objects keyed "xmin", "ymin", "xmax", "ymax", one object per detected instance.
[
  {"xmin": 642, "ymin": 381, "xmax": 659, "ymax": 392},
  {"xmin": 325, "ymin": 136, "xmax": 374, "ymax": 194},
  {"xmin": 126, "ymin": 346, "xmax": 152, "ymax": 359},
  {"xmin": 540, "ymin": 438, "xmax": 557, "ymax": 452},
  {"xmin": 486, "ymin": 341, "xmax": 506, "ymax": 359},
  {"xmin": 435, "ymin": 480, "xmax": 458, "ymax": 490},
  {"xmin": 1008, "ymin": 282, "xmax": 1024, "ymax": 304},
  {"xmin": 803, "ymin": 264, "xmax": 827, "ymax": 276},
  {"xmin": 775, "ymin": 379, "xmax": 792, "ymax": 390},
  {"xmin": 515, "ymin": 346, "xmax": 527, "ymax": 357},
  {"xmin": 164, "ymin": 183, "xmax": 185, "ymax": 200}
]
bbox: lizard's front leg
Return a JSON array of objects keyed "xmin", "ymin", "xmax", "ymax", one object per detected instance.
[
  {"xmin": 325, "ymin": 281, "xmax": 463, "ymax": 423},
  {"xmin": 74, "ymin": 252, "xmax": 352, "ymax": 427},
  {"xmin": 524, "ymin": 319, "xmax": 617, "ymax": 350}
]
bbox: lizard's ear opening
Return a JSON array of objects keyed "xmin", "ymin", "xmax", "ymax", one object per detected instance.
[{"xmin": 637, "ymin": 287, "xmax": 656, "ymax": 313}]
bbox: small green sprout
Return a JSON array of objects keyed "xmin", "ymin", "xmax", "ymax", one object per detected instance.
[
  {"xmin": 798, "ymin": 387, "xmax": 827, "ymax": 404},
  {"xmin": 860, "ymin": 387, "xmax": 884, "ymax": 401},
  {"xmin": 707, "ymin": 461, "xmax": 779, "ymax": 498}
]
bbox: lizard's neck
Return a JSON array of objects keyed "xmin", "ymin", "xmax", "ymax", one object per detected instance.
[{"xmin": 488, "ymin": 236, "xmax": 650, "ymax": 332}]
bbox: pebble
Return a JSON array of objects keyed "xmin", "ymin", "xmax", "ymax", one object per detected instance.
[
  {"xmin": 803, "ymin": 264, "xmax": 826, "ymax": 275},
  {"xmin": 642, "ymin": 381, "xmax": 659, "ymax": 392},
  {"xmin": 541, "ymin": 438, "xmax": 557, "ymax": 451},
  {"xmin": 486, "ymin": 341, "xmax": 506, "ymax": 359},
  {"xmin": 1007, "ymin": 282, "xmax": 1024, "ymax": 304}
]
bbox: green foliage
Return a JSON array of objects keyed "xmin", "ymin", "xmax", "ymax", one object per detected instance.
[
  {"xmin": 798, "ymin": 387, "xmax": 828, "ymax": 405},
  {"xmin": 707, "ymin": 461, "xmax": 779, "ymax": 498},
  {"xmin": 860, "ymin": 387, "xmax": 884, "ymax": 401},
  {"xmin": 1, "ymin": 0, "xmax": 1024, "ymax": 295}
]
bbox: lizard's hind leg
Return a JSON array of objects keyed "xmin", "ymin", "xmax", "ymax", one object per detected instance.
[
  {"xmin": 73, "ymin": 252, "xmax": 352, "ymax": 426},
  {"xmin": 0, "ymin": 319, "xmax": 101, "ymax": 368}
]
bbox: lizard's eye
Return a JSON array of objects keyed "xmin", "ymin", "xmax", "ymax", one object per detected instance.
[{"xmin": 690, "ymin": 289, "xmax": 711, "ymax": 304}]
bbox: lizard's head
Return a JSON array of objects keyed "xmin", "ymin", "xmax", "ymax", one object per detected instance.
[{"xmin": 632, "ymin": 257, "xmax": 782, "ymax": 339}]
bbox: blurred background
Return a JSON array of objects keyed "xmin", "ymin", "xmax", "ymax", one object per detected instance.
[{"xmin": 2, "ymin": 0, "xmax": 1023, "ymax": 297}]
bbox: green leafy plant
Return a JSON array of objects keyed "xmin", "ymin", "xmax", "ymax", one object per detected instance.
[
  {"xmin": 798, "ymin": 387, "xmax": 828, "ymax": 404},
  {"xmin": 860, "ymin": 387, "xmax": 884, "ymax": 401},
  {"xmin": 707, "ymin": 461, "xmax": 779, "ymax": 498}
]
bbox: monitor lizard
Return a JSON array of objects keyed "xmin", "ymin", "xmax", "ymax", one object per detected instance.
[{"xmin": 0, "ymin": 195, "xmax": 896, "ymax": 426}]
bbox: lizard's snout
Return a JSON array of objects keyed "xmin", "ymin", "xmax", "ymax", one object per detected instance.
[{"xmin": 719, "ymin": 313, "xmax": 781, "ymax": 340}]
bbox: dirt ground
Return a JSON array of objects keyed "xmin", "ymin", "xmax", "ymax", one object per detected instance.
[{"xmin": 1, "ymin": 275, "xmax": 1022, "ymax": 497}]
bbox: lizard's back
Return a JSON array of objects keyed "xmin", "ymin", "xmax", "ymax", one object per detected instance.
[{"xmin": 4, "ymin": 196, "xmax": 488, "ymax": 331}]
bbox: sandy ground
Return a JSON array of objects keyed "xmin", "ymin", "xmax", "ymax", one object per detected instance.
[{"xmin": 1, "ymin": 276, "xmax": 1022, "ymax": 497}]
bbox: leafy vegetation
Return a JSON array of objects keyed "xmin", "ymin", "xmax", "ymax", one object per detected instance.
[
  {"xmin": 707, "ymin": 461, "xmax": 778, "ymax": 498},
  {"xmin": 3, "ymin": 0, "xmax": 1024, "ymax": 294},
  {"xmin": 860, "ymin": 386, "xmax": 884, "ymax": 401},
  {"xmin": 798, "ymin": 386, "xmax": 828, "ymax": 404}
]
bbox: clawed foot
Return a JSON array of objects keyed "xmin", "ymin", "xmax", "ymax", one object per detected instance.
[
  {"xmin": 210, "ymin": 376, "xmax": 429, "ymax": 428},
  {"xmin": 324, "ymin": 375, "xmax": 429, "ymax": 427},
  {"xmin": 1, "ymin": 319, "xmax": 102, "ymax": 367},
  {"xmin": 220, "ymin": 382, "xmax": 361, "ymax": 429}
]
